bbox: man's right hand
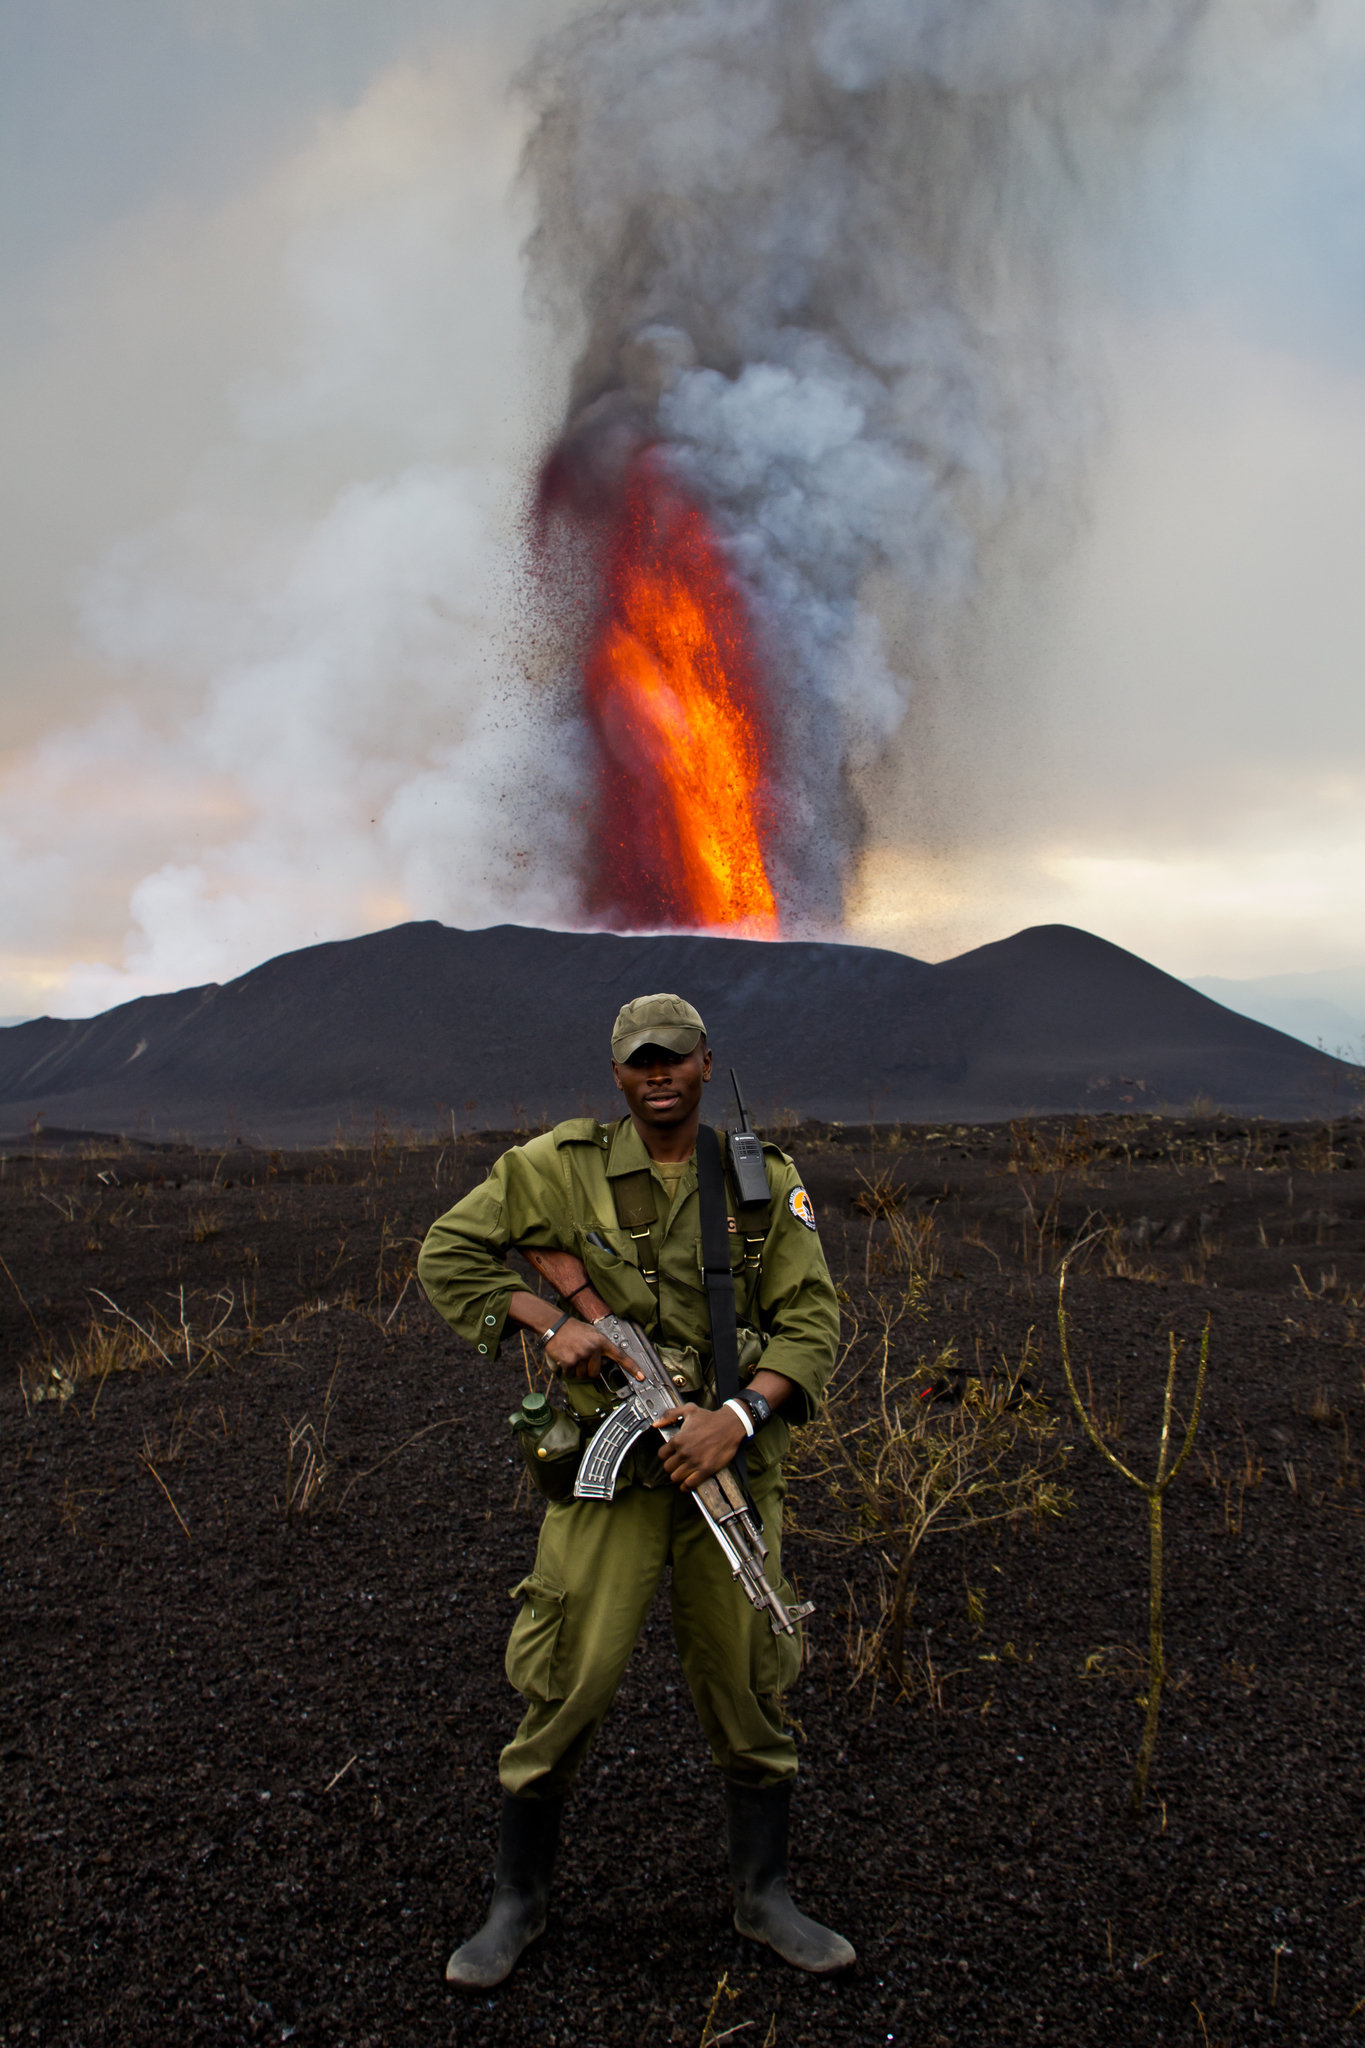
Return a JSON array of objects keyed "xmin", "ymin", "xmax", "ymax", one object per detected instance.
[
  {"xmin": 504, "ymin": 1285, "xmax": 643, "ymax": 1382},
  {"xmin": 545, "ymin": 1319, "xmax": 640, "ymax": 1381}
]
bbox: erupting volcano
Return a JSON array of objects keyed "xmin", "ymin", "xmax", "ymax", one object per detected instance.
[{"xmin": 543, "ymin": 448, "xmax": 779, "ymax": 935}]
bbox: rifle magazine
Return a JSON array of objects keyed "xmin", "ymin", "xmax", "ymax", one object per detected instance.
[{"xmin": 572, "ymin": 1400, "xmax": 655, "ymax": 1501}]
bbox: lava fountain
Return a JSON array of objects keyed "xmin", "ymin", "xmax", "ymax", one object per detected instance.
[{"xmin": 543, "ymin": 447, "xmax": 779, "ymax": 935}]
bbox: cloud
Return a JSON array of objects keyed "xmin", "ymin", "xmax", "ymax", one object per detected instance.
[
  {"xmin": 849, "ymin": 325, "xmax": 1365, "ymax": 976},
  {"xmin": 1045, "ymin": 327, "xmax": 1365, "ymax": 804},
  {"xmin": 0, "ymin": 49, "xmax": 584, "ymax": 1018}
]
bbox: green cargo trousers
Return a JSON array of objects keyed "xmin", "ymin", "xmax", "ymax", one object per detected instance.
[{"xmin": 499, "ymin": 1462, "xmax": 802, "ymax": 1798}]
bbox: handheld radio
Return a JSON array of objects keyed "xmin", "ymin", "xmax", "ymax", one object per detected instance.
[{"xmin": 726, "ymin": 1069, "xmax": 771, "ymax": 1205}]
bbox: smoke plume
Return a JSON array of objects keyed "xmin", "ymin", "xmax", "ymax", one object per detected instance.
[{"xmin": 520, "ymin": 0, "xmax": 1217, "ymax": 925}]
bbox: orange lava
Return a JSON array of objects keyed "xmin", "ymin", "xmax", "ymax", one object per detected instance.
[{"xmin": 582, "ymin": 452, "xmax": 777, "ymax": 932}]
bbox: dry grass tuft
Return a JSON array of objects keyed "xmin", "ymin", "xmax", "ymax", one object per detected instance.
[
  {"xmin": 853, "ymin": 1169, "xmax": 905, "ymax": 1218},
  {"xmin": 22, "ymin": 1317, "xmax": 163, "ymax": 1411},
  {"xmin": 283, "ymin": 1415, "xmax": 332, "ymax": 1524},
  {"xmin": 18, "ymin": 1286, "xmax": 242, "ymax": 1414}
]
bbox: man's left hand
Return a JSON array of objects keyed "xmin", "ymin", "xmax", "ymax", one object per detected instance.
[{"xmin": 654, "ymin": 1402, "xmax": 747, "ymax": 1492}]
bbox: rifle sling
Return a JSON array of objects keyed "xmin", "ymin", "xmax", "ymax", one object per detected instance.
[{"xmin": 695, "ymin": 1124, "xmax": 747, "ymax": 1490}]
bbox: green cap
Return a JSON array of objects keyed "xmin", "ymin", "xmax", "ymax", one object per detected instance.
[{"xmin": 611, "ymin": 992, "xmax": 707, "ymax": 1062}]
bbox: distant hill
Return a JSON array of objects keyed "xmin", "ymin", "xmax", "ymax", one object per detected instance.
[
  {"xmin": 1186, "ymin": 969, "xmax": 1365, "ymax": 1057},
  {"xmin": 0, "ymin": 921, "xmax": 1357, "ymax": 1146}
]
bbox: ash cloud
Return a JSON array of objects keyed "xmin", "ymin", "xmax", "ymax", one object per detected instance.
[{"xmin": 518, "ymin": 0, "xmax": 1226, "ymax": 925}]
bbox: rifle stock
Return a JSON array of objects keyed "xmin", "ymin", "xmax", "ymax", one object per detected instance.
[{"xmin": 520, "ymin": 1246, "xmax": 611, "ymax": 1322}]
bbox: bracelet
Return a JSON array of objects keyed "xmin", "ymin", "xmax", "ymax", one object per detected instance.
[
  {"xmin": 723, "ymin": 1397, "xmax": 755, "ymax": 1439},
  {"xmin": 540, "ymin": 1312, "xmax": 571, "ymax": 1349}
]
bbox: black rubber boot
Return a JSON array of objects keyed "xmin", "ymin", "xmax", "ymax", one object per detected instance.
[
  {"xmin": 445, "ymin": 1793, "xmax": 565, "ymax": 1990},
  {"xmin": 726, "ymin": 1779, "xmax": 856, "ymax": 1974}
]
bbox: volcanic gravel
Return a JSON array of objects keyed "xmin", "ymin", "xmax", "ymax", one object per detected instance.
[{"xmin": 2, "ymin": 1116, "xmax": 1364, "ymax": 2047}]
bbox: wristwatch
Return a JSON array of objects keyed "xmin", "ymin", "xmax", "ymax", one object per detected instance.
[{"xmin": 735, "ymin": 1387, "xmax": 772, "ymax": 1432}]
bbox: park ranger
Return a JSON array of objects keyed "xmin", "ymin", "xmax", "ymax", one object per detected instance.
[{"xmin": 417, "ymin": 992, "xmax": 853, "ymax": 1989}]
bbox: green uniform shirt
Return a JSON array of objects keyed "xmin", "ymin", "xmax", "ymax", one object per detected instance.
[{"xmin": 417, "ymin": 1116, "xmax": 839, "ymax": 1446}]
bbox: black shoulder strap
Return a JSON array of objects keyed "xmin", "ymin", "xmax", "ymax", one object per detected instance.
[{"xmin": 695, "ymin": 1124, "xmax": 746, "ymax": 1487}]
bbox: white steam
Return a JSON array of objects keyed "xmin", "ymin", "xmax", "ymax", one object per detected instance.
[
  {"xmin": 519, "ymin": 0, "xmax": 1223, "ymax": 920},
  {"xmin": 62, "ymin": 465, "xmax": 581, "ymax": 1015},
  {"xmin": 0, "ymin": 53, "xmax": 582, "ymax": 1019}
]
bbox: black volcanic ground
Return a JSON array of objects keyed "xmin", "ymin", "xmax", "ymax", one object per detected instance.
[
  {"xmin": 3, "ymin": 1117, "xmax": 1363, "ymax": 2045},
  {"xmin": 0, "ymin": 920, "xmax": 1358, "ymax": 1147}
]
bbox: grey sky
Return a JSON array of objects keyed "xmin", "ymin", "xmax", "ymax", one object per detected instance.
[{"xmin": 0, "ymin": 1, "xmax": 548, "ymax": 296}]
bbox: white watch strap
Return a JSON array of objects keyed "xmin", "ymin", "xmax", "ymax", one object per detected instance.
[{"xmin": 724, "ymin": 1396, "xmax": 755, "ymax": 1438}]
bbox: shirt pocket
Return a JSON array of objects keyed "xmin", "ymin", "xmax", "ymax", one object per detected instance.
[
  {"xmin": 504, "ymin": 1574, "xmax": 568, "ymax": 1702},
  {"xmin": 582, "ymin": 1225, "xmax": 657, "ymax": 1320},
  {"xmin": 580, "ymin": 1223, "xmax": 632, "ymax": 1268}
]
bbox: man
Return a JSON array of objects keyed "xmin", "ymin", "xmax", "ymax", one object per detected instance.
[{"xmin": 417, "ymin": 992, "xmax": 853, "ymax": 1988}]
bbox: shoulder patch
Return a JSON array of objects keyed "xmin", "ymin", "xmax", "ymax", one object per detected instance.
[{"xmin": 788, "ymin": 1186, "xmax": 817, "ymax": 1230}]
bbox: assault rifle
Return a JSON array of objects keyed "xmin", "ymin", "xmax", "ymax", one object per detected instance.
[{"xmin": 518, "ymin": 1244, "xmax": 813, "ymax": 1638}]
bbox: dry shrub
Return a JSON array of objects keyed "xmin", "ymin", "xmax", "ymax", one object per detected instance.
[
  {"xmin": 1198, "ymin": 1425, "xmax": 1265, "ymax": 1536},
  {"xmin": 1009, "ymin": 1118, "xmax": 1095, "ymax": 1269},
  {"xmin": 790, "ymin": 1292, "xmax": 1072, "ymax": 1697},
  {"xmin": 1058, "ymin": 1254, "xmax": 1210, "ymax": 1812},
  {"xmin": 856, "ymin": 1176, "xmax": 942, "ymax": 1285}
]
